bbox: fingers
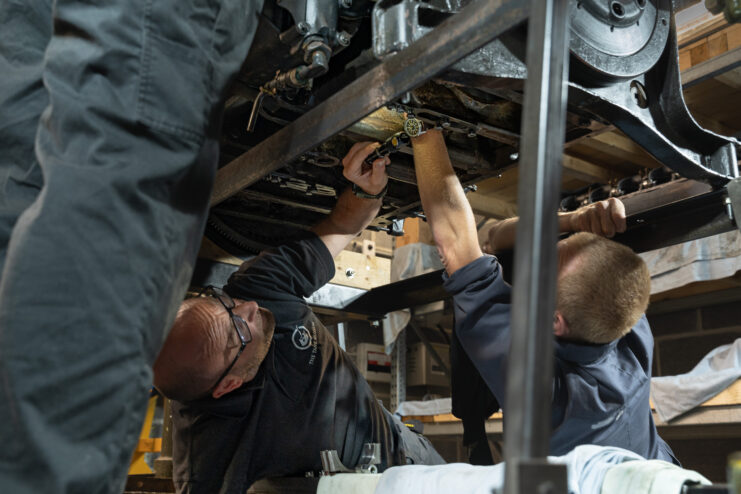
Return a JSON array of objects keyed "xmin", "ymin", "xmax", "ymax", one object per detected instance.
[
  {"xmin": 342, "ymin": 142, "xmax": 380, "ymax": 181},
  {"xmin": 574, "ymin": 198, "xmax": 626, "ymax": 238},
  {"xmin": 370, "ymin": 155, "xmax": 390, "ymax": 182},
  {"xmin": 596, "ymin": 201, "xmax": 615, "ymax": 238},
  {"xmin": 608, "ymin": 197, "xmax": 627, "ymax": 233}
]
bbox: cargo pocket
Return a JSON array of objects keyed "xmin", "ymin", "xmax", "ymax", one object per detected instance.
[{"xmin": 136, "ymin": 9, "xmax": 211, "ymax": 142}]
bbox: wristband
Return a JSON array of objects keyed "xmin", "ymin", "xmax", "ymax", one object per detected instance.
[{"xmin": 352, "ymin": 183, "xmax": 387, "ymax": 200}]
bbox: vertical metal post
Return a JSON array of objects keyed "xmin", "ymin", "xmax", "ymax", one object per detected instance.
[
  {"xmin": 390, "ymin": 327, "xmax": 406, "ymax": 411},
  {"xmin": 336, "ymin": 322, "xmax": 347, "ymax": 351},
  {"xmin": 504, "ymin": 0, "xmax": 570, "ymax": 493},
  {"xmin": 153, "ymin": 398, "xmax": 173, "ymax": 479}
]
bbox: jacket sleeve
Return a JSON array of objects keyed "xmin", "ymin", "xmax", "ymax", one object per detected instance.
[
  {"xmin": 225, "ymin": 233, "xmax": 336, "ymax": 302},
  {"xmin": 443, "ymin": 255, "xmax": 512, "ymax": 407}
]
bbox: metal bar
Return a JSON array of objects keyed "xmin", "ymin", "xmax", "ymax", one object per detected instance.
[
  {"xmin": 342, "ymin": 269, "xmax": 447, "ymax": 319},
  {"xmin": 504, "ymin": 0, "xmax": 570, "ymax": 493},
  {"xmin": 336, "ymin": 322, "xmax": 346, "ymax": 351},
  {"xmin": 613, "ymin": 189, "xmax": 735, "ymax": 252},
  {"xmin": 408, "ymin": 320, "xmax": 450, "ymax": 379},
  {"xmin": 390, "ymin": 326, "xmax": 406, "ymax": 412},
  {"xmin": 209, "ymin": 0, "xmax": 529, "ymax": 206}
]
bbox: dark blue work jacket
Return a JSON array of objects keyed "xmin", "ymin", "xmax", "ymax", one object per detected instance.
[{"xmin": 443, "ymin": 255, "xmax": 677, "ymax": 463}]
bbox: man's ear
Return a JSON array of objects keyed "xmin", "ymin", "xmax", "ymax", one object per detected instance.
[
  {"xmin": 211, "ymin": 375, "xmax": 244, "ymax": 399},
  {"xmin": 553, "ymin": 310, "xmax": 569, "ymax": 338}
]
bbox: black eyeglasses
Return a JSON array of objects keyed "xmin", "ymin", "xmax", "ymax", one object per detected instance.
[{"xmin": 197, "ymin": 285, "xmax": 253, "ymax": 388}]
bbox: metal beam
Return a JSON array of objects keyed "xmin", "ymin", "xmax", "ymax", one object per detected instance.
[
  {"xmin": 209, "ymin": 0, "xmax": 529, "ymax": 206},
  {"xmin": 504, "ymin": 0, "xmax": 570, "ymax": 492}
]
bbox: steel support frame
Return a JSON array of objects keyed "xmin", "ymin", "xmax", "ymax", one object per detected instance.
[
  {"xmin": 504, "ymin": 0, "xmax": 569, "ymax": 493},
  {"xmin": 390, "ymin": 326, "xmax": 406, "ymax": 412},
  {"xmin": 210, "ymin": 0, "xmax": 530, "ymax": 206}
]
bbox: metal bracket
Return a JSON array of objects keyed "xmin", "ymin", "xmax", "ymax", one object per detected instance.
[
  {"xmin": 727, "ymin": 177, "xmax": 741, "ymax": 231},
  {"xmin": 320, "ymin": 443, "xmax": 381, "ymax": 475}
]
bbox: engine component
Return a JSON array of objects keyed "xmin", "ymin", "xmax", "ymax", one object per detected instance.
[{"xmin": 568, "ymin": 0, "xmax": 671, "ymax": 81}]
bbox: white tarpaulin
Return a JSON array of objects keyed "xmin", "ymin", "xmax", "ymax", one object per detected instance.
[{"xmin": 640, "ymin": 230, "xmax": 741, "ymax": 294}]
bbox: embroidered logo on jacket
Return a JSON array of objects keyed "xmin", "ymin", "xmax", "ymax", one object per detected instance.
[{"xmin": 292, "ymin": 325, "xmax": 312, "ymax": 350}]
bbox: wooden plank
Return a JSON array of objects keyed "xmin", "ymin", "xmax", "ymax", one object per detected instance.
[
  {"xmin": 728, "ymin": 23, "xmax": 741, "ymax": 50},
  {"xmin": 690, "ymin": 40, "xmax": 710, "ymax": 66},
  {"xmin": 197, "ymin": 237, "xmax": 244, "ymax": 266},
  {"xmin": 682, "ymin": 45, "xmax": 741, "ymax": 87},
  {"xmin": 582, "ymin": 132, "xmax": 662, "ymax": 170},
  {"xmin": 395, "ymin": 217, "xmax": 422, "ymax": 248},
  {"xmin": 562, "ymin": 154, "xmax": 615, "ymax": 184},
  {"xmin": 467, "ymin": 192, "xmax": 518, "ymax": 219},
  {"xmin": 330, "ymin": 249, "xmax": 390, "ymax": 290},
  {"xmin": 708, "ymin": 31, "xmax": 729, "ymax": 59},
  {"xmin": 716, "ymin": 66, "xmax": 741, "ymax": 89},
  {"xmin": 678, "ymin": 14, "xmax": 727, "ymax": 48},
  {"xmin": 702, "ymin": 379, "xmax": 741, "ymax": 407},
  {"xmin": 679, "ymin": 49, "xmax": 693, "ymax": 72}
]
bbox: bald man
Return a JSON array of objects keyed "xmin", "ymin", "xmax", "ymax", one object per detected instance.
[{"xmin": 154, "ymin": 142, "xmax": 444, "ymax": 494}]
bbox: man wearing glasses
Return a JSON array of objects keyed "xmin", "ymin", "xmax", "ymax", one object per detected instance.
[{"xmin": 153, "ymin": 142, "xmax": 444, "ymax": 494}]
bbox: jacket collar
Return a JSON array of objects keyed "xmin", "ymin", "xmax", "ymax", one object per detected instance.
[{"xmin": 554, "ymin": 337, "xmax": 618, "ymax": 365}]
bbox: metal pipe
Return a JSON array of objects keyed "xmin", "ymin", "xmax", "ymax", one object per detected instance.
[
  {"xmin": 504, "ymin": 0, "xmax": 570, "ymax": 493},
  {"xmin": 210, "ymin": 0, "xmax": 529, "ymax": 206}
]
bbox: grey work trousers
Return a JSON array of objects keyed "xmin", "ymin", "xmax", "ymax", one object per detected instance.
[{"xmin": 0, "ymin": 1, "xmax": 261, "ymax": 492}]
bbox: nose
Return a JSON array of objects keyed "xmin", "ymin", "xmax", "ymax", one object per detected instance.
[{"xmin": 235, "ymin": 300, "xmax": 259, "ymax": 325}]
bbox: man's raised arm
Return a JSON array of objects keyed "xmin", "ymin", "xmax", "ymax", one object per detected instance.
[
  {"xmin": 486, "ymin": 197, "xmax": 627, "ymax": 253},
  {"xmin": 311, "ymin": 142, "xmax": 390, "ymax": 258},
  {"xmin": 411, "ymin": 130, "xmax": 483, "ymax": 275}
]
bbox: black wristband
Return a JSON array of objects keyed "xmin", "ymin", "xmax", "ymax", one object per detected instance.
[{"xmin": 352, "ymin": 183, "xmax": 387, "ymax": 200}]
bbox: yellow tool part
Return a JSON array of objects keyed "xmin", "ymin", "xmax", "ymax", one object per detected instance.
[{"xmin": 128, "ymin": 395, "xmax": 162, "ymax": 475}]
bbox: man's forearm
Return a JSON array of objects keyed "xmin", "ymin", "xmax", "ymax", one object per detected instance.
[
  {"xmin": 412, "ymin": 130, "xmax": 482, "ymax": 274},
  {"xmin": 311, "ymin": 187, "xmax": 382, "ymax": 258},
  {"xmin": 487, "ymin": 198, "xmax": 626, "ymax": 251},
  {"xmin": 487, "ymin": 213, "xmax": 572, "ymax": 252}
]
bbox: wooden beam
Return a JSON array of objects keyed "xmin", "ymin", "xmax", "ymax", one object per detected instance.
[
  {"xmin": 467, "ymin": 192, "xmax": 517, "ymax": 219},
  {"xmin": 562, "ymin": 155, "xmax": 615, "ymax": 184},
  {"xmin": 716, "ymin": 66, "xmax": 741, "ymax": 89},
  {"xmin": 582, "ymin": 132, "xmax": 662, "ymax": 170},
  {"xmin": 682, "ymin": 45, "xmax": 741, "ymax": 87}
]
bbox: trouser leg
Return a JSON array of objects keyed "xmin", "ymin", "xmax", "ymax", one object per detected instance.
[
  {"xmin": 387, "ymin": 411, "xmax": 446, "ymax": 465},
  {"xmin": 0, "ymin": 0, "xmax": 49, "ymax": 273},
  {"xmin": 0, "ymin": 1, "xmax": 262, "ymax": 492}
]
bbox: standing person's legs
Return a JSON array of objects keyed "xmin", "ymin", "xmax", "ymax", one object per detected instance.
[
  {"xmin": 0, "ymin": 0, "xmax": 49, "ymax": 272},
  {"xmin": 0, "ymin": 1, "xmax": 262, "ymax": 492}
]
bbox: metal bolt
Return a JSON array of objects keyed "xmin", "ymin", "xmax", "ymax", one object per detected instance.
[
  {"xmin": 297, "ymin": 22, "xmax": 310, "ymax": 35},
  {"xmin": 345, "ymin": 268, "xmax": 356, "ymax": 278},
  {"xmin": 630, "ymin": 80, "xmax": 648, "ymax": 109},
  {"xmin": 509, "ymin": 152, "xmax": 519, "ymax": 161},
  {"xmin": 336, "ymin": 31, "xmax": 351, "ymax": 46},
  {"xmin": 467, "ymin": 130, "xmax": 477, "ymax": 138}
]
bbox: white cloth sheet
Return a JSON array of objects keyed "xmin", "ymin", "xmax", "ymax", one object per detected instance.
[
  {"xmin": 317, "ymin": 473, "xmax": 381, "ymax": 494},
  {"xmin": 373, "ymin": 445, "xmax": 645, "ymax": 494},
  {"xmin": 650, "ymin": 338, "xmax": 741, "ymax": 422},
  {"xmin": 640, "ymin": 230, "xmax": 741, "ymax": 294},
  {"xmin": 394, "ymin": 398, "xmax": 452, "ymax": 417},
  {"xmin": 601, "ymin": 459, "xmax": 710, "ymax": 494},
  {"xmin": 383, "ymin": 243, "xmax": 444, "ymax": 352}
]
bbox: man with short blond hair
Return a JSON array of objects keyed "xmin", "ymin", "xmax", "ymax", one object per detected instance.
[
  {"xmin": 556, "ymin": 232, "xmax": 651, "ymax": 344},
  {"xmin": 411, "ymin": 129, "xmax": 676, "ymax": 462}
]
